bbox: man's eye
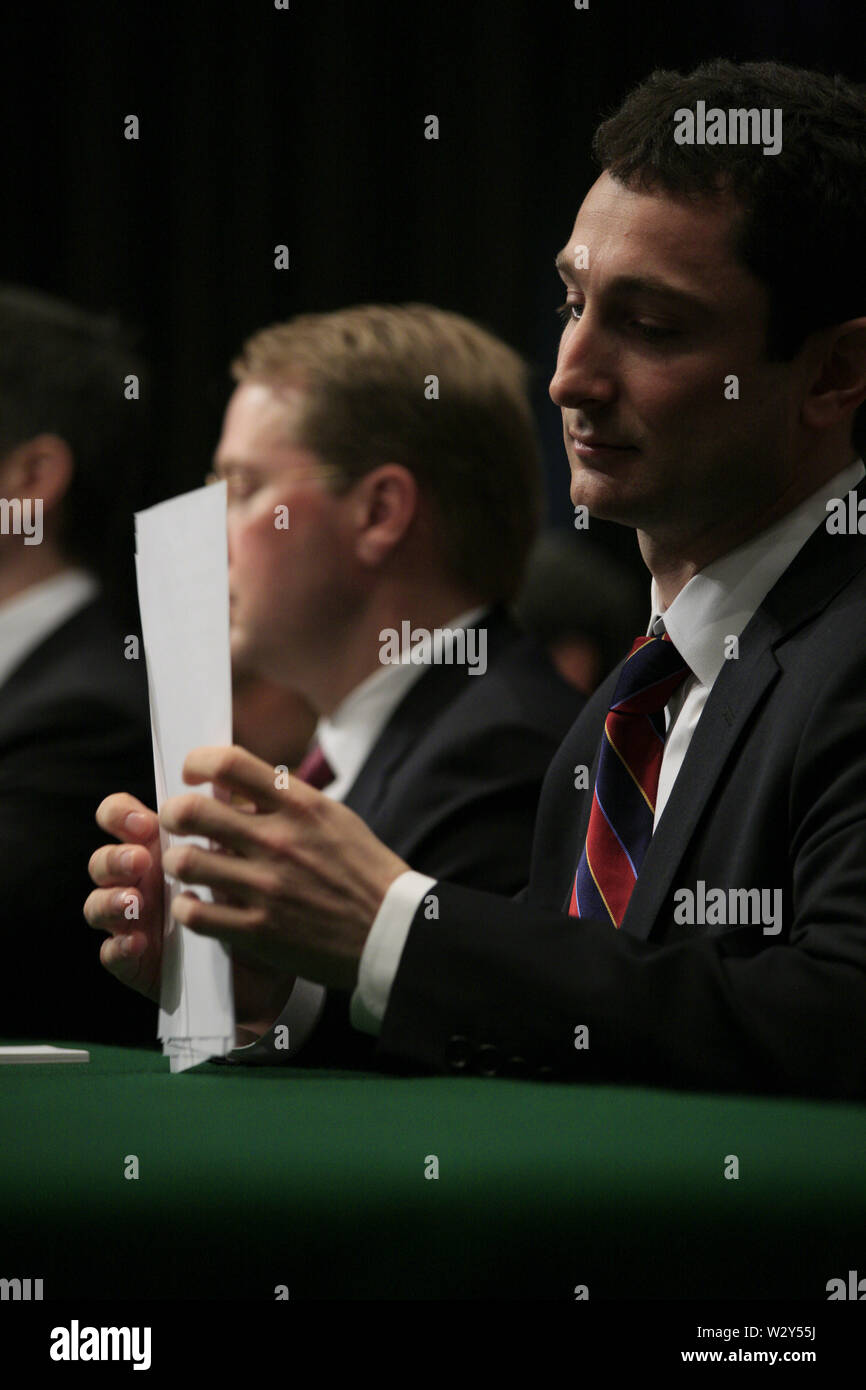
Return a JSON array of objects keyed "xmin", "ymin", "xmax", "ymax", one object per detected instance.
[
  {"xmin": 632, "ymin": 321, "xmax": 677, "ymax": 341},
  {"xmin": 226, "ymin": 476, "xmax": 256, "ymax": 499},
  {"xmin": 555, "ymin": 300, "xmax": 677, "ymax": 343},
  {"xmin": 555, "ymin": 300, "xmax": 582, "ymax": 326}
]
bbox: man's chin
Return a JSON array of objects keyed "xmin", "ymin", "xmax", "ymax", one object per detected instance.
[
  {"xmin": 232, "ymin": 643, "xmax": 296, "ymax": 692},
  {"xmin": 569, "ymin": 487, "xmax": 642, "ymax": 528},
  {"xmin": 229, "ymin": 630, "xmax": 265, "ymax": 680},
  {"xmin": 574, "ymin": 452, "xmax": 661, "ymax": 515}
]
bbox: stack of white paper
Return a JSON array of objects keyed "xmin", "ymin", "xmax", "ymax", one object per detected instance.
[
  {"xmin": 134, "ymin": 482, "xmax": 235, "ymax": 1072},
  {"xmin": 0, "ymin": 1046, "xmax": 90, "ymax": 1064}
]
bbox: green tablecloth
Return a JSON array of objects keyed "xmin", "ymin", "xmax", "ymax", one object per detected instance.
[{"xmin": 1, "ymin": 1041, "xmax": 863, "ymax": 1300}]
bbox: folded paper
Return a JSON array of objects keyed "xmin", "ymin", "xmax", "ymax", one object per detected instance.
[{"xmin": 135, "ymin": 482, "xmax": 235, "ymax": 1072}]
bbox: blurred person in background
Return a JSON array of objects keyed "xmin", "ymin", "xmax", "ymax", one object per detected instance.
[
  {"xmin": 514, "ymin": 531, "xmax": 647, "ymax": 694},
  {"xmin": 0, "ymin": 286, "xmax": 156, "ymax": 1044}
]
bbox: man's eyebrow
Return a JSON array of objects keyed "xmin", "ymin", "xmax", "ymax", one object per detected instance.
[
  {"xmin": 554, "ymin": 255, "xmax": 714, "ymax": 315},
  {"xmin": 210, "ymin": 458, "xmax": 259, "ymax": 474}
]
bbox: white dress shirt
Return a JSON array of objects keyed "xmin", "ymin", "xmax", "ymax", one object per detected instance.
[
  {"xmin": 227, "ymin": 605, "xmax": 486, "ymax": 1060},
  {"xmin": 0, "ymin": 568, "xmax": 99, "ymax": 688},
  {"xmin": 350, "ymin": 456, "xmax": 866, "ymax": 1035}
]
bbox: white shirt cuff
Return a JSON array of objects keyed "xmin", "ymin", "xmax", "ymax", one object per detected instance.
[
  {"xmin": 350, "ymin": 870, "xmax": 436, "ymax": 1035},
  {"xmin": 224, "ymin": 976, "xmax": 327, "ymax": 1064}
]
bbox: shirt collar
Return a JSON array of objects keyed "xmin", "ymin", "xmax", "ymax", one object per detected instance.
[
  {"xmin": 316, "ymin": 605, "xmax": 487, "ymax": 791},
  {"xmin": 0, "ymin": 568, "xmax": 99, "ymax": 687},
  {"xmin": 648, "ymin": 457, "xmax": 866, "ymax": 688}
]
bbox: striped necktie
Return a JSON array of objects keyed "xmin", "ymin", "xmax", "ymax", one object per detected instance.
[{"xmin": 569, "ymin": 631, "xmax": 690, "ymax": 926}]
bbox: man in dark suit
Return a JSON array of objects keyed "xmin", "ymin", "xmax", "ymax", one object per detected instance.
[
  {"xmin": 89, "ymin": 60, "xmax": 866, "ymax": 1098},
  {"xmin": 0, "ymin": 598, "xmax": 157, "ymax": 1042},
  {"xmin": 85, "ymin": 304, "xmax": 582, "ymax": 1060},
  {"xmin": 0, "ymin": 287, "xmax": 156, "ymax": 1043}
]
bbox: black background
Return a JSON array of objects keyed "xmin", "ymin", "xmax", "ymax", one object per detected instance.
[{"xmin": 3, "ymin": 0, "xmax": 864, "ymax": 575}]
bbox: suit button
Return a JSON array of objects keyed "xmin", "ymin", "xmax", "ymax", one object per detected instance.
[
  {"xmin": 476, "ymin": 1044, "xmax": 502, "ymax": 1077},
  {"xmin": 535, "ymin": 1064, "xmax": 555, "ymax": 1081},
  {"xmin": 444, "ymin": 1035, "xmax": 473, "ymax": 1072}
]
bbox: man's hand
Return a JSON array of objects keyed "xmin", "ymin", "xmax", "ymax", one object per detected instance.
[
  {"xmin": 158, "ymin": 745, "xmax": 409, "ymax": 991},
  {"xmin": 84, "ymin": 794, "xmax": 165, "ymax": 1004},
  {"xmin": 84, "ymin": 789, "xmax": 303, "ymax": 1039}
]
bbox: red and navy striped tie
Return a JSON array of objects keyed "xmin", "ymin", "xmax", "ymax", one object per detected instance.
[{"xmin": 569, "ymin": 632, "xmax": 690, "ymax": 926}]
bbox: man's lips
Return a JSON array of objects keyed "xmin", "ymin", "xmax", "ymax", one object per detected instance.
[{"xmin": 568, "ymin": 431, "xmax": 638, "ymax": 457}]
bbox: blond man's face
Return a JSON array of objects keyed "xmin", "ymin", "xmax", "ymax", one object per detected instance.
[{"xmin": 211, "ymin": 380, "xmax": 358, "ymax": 693}]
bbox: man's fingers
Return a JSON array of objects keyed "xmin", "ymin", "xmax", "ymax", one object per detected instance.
[
  {"xmin": 162, "ymin": 842, "xmax": 277, "ymax": 898},
  {"xmin": 181, "ymin": 744, "xmax": 292, "ymax": 812},
  {"xmin": 172, "ymin": 894, "xmax": 279, "ymax": 976},
  {"xmin": 160, "ymin": 790, "xmax": 276, "ymax": 853},
  {"xmin": 173, "ymin": 891, "xmax": 266, "ymax": 938},
  {"xmin": 98, "ymin": 931, "xmax": 157, "ymax": 999},
  {"xmin": 163, "ymin": 745, "xmax": 323, "ymax": 847},
  {"xmin": 99, "ymin": 928, "xmax": 148, "ymax": 961},
  {"xmin": 84, "ymin": 886, "xmax": 142, "ymax": 930},
  {"xmin": 95, "ymin": 792, "xmax": 160, "ymax": 844},
  {"xmin": 88, "ymin": 842, "xmax": 154, "ymax": 888}
]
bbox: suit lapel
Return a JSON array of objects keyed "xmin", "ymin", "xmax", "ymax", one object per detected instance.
[
  {"xmin": 611, "ymin": 491, "xmax": 866, "ymax": 940},
  {"xmin": 557, "ymin": 687, "xmax": 610, "ymax": 913},
  {"xmin": 343, "ymin": 606, "xmax": 514, "ymax": 822},
  {"xmin": 343, "ymin": 658, "xmax": 470, "ymax": 821}
]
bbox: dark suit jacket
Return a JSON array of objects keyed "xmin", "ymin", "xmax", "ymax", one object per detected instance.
[
  {"xmin": 0, "ymin": 596, "xmax": 158, "ymax": 1044},
  {"xmin": 296, "ymin": 606, "xmax": 584, "ymax": 1065},
  {"xmin": 376, "ymin": 483, "xmax": 866, "ymax": 1099}
]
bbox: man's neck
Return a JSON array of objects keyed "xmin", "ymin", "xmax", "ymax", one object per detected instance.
[
  {"xmin": 308, "ymin": 585, "xmax": 487, "ymax": 716},
  {"xmin": 641, "ymin": 453, "xmax": 858, "ymax": 609},
  {"xmin": 0, "ymin": 549, "xmax": 70, "ymax": 607}
]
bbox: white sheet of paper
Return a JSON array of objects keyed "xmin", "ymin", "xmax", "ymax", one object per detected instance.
[
  {"xmin": 135, "ymin": 481, "xmax": 235, "ymax": 1072},
  {"xmin": 0, "ymin": 1046, "xmax": 90, "ymax": 1064}
]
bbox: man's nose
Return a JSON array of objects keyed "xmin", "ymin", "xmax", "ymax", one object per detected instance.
[{"xmin": 549, "ymin": 310, "xmax": 617, "ymax": 409}]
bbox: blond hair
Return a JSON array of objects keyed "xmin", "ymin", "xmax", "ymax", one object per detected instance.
[{"xmin": 231, "ymin": 303, "xmax": 542, "ymax": 602}]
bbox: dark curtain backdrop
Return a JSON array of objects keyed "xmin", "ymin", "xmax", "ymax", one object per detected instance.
[{"xmin": 3, "ymin": 0, "xmax": 863, "ymax": 580}]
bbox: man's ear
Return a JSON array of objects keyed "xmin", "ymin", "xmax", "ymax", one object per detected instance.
[
  {"xmin": 801, "ymin": 318, "xmax": 866, "ymax": 433},
  {"xmin": 0, "ymin": 433, "xmax": 74, "ymax": 515},
  {"xmin": 353, "ymin": 464, "xmax": 419, "ymax": 566}
]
